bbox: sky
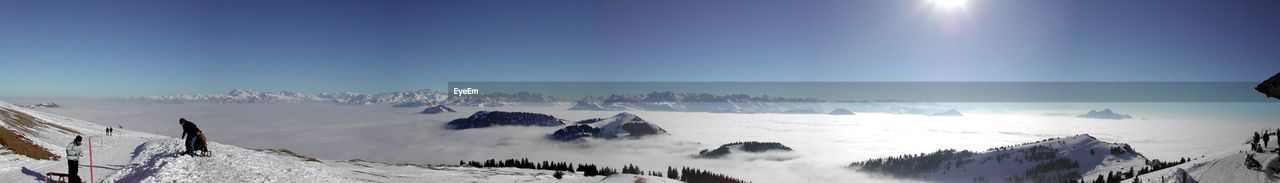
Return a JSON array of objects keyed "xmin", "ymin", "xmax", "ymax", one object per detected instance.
[{"xmin": 2, "ymin": 0, "xmax": 1279, "ymax": 97}]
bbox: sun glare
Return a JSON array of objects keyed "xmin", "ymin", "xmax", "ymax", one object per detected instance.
[{"xmin": 929, "ymin": 0, "xmax": 968, "ymax": 12}]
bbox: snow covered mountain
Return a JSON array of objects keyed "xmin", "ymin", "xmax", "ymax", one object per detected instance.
[
  {"xmin": 420, "ymin": 105, "xmax": 456, "ymax": 114},
  {"xmin": 828, "ymin": 108, "xmax": 855, "ymax": 115},
  {"xmin": 549, "ymin": 113, "xmax": 670, "ymax": 141},
  {"xmin": 140, "ymin": 89, "xmax": 449, "ymax": 106},
  {"xmin": 1078, "ymin": 109, "xmax": 1134, "ymax": 120},
  {"xmin": 927, "ymin": 109, "xmax": 964, "ymax": 116},
  {"xmin": 0, "ymin": 100, "xmax": 685, "ymax": 182},
  {"xmin": 567, "ymin": 100, "xmax": 610, "ymax": 111},
  {"xmin": 448, "ymin": 91, "xmax": 563, "ymax": 107},
  {"xmin": 568, "ymin": 92, "xmax": 823, "ymax": 114},
  {"xmin": 140, "ymin": 89, "xmax": 568, "ymax": 108},
  {"xmin": 850, "ymin": 134, "xmax": 1149, "ymax": 183},
  {"xmin": 444, "ymin": 111, "xmax": 566, "ymax": 130}
]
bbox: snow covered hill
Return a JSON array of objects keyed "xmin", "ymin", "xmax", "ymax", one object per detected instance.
[
  {"xmin": 850, "ymin": 134, "xmax": 1148, "ymax": 182},
  {"xmin": 549, "ymin": 113, "xmax": 669, "ymax": 141},
  {"xmin": 0, "ymin": 100, "xmax": 683, "ymax": 183},
  {"xmin": 1126, "ymin": 147, "xmax": 1279, "ymax": 183},
  {"xmin": 694, "ymin": 141, "xmax": 795, "ymax": 160}
]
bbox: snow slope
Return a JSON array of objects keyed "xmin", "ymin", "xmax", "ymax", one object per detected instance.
[
  {"xmin": 0, "ymin": 100, "xmax": 682, "ymax": 183},
  {"xmin": 1127, "ymin": 147, "xmax": 1280, "ymax": 183},
  {"xmin": 852, "ymin": 134, "xmax": 1148, "ymax": 182}
]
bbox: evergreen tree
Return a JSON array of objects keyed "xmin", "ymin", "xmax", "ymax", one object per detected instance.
[{"xmin": 667, "ymin": 167, "xmax": 679, "ymax": 180}]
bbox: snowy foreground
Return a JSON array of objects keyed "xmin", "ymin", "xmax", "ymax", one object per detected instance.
[
  {"xmin": 0, "ymin": 100, "xmax": 679, "ymax": 183},
  {"xmin": 1127, "ymin": 149, "xmax": 1280, "ymax": 183}
]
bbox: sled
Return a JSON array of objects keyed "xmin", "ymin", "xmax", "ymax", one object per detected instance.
[{"xmin": 44, "ymin": 172, "xmax": 75, "ymax": 183}]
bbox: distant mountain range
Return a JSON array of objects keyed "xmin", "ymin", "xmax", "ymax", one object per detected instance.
[
  {"xmin": 137, "ymin": 89, "xmax": 563, "ymax": 107},
  {"xmin": 137, "ymin": 90, "xmax": 970, "ymax": 116},
  {"xmin": 567, "ymin": 91, "xmax": 823, "ymax": 113},
  {"xmin": 139, "ymin": 89, "xmax": 449, "ymax": 105}
]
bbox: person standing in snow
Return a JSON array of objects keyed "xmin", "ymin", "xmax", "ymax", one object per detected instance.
[
  {"xmin": 1265, "ymin": 130, "xmax": 1272, "ymax": 149},
  {"xmin": 66, "ymin": 136, "xmax": 83, "ymax": 183},
  {"xmin": 1254, "ymin": 132, "xmax": 1262, "ymax": 151},
  {"xmin": 179, "ymin": 118, "xmax": 202, "ymax": 156}
]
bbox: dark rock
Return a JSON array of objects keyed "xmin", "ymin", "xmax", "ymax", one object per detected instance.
[{"xmin": 1258, "ymin": 72, "xmax": 1280, "ymax": 100}]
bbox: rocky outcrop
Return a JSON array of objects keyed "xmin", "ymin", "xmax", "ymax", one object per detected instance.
[{"xmin": 1257, "ymin": 72, "xmax": 1280, "ymax": 100}]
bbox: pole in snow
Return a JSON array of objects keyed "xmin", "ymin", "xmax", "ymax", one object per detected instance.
[{"xmin": 88, "ymin": 136, "xmax": 93, "ymax": 182}]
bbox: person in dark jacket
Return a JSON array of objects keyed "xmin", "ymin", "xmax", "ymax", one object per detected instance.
[
  {"xmin": 1266, "ymin": 130, "xmax": 1272, "ymax": 149},
  {"xmin": 66, "ymin": 136, "xmax": 83, "ymax": 183},
  {"xmin": 1255, "ymin": 132, "xmax": 1262, "ymax": 151},
  {"xmin": 179, "ymin": 118, "xmax": 201, "ymax": 156}
]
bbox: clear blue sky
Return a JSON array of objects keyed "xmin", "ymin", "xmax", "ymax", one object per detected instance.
[{"xmin": 2, "ymin": 0, "xmax": 1278, "ymax": 97}]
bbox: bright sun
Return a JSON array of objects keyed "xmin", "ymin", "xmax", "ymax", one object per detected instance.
[{"xmin": 929, "ymin": 0, "xmax": 968, "ymax": 12}]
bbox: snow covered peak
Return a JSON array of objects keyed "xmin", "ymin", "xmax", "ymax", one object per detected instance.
[
  {"xmin": 828, "ymin": 108, "xmax": 855, "ymax": 115},
  {"xmin": 420, "ymin": 105, "xmax": 457, "ymax": 114},
  {"xmin": 225, "ymin": 89, "xmax": 258, "ymax": 96},
  {"xmin": 595, "ymin": 113, "xmax": 668, "ymax": 139},
  {"xmin": 548, "ymin": 113, "xmax": 670, "ymax": 141}
]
